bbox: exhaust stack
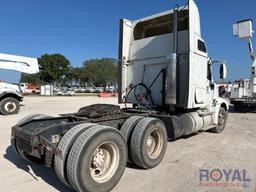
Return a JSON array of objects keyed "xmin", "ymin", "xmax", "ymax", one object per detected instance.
[{"xmin": 165, "ymin": 7, "xmax": 178, "ymax": 106}]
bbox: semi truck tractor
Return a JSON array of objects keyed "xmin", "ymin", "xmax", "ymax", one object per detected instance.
[
  {"xmin": 0, "ymin": 53, "xmax": 39, "ymax": 115},
  {"xmin": 230, "ymin": 19, "xmax": 256, "ymax": 110},
  {"xmin": 11, "ymin": 0, "xmax": 229, "ymax": 192}
]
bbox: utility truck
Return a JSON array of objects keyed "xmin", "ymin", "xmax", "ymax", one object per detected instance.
[
  {"xmin": 20, "ymin": 83, "xmax": 41, "ymax": 94},
  {"xmin": 231, "ymin": 19, "xmax": 256, "ymax": 110},
  {"xmin": 0, "ymin": 53, "xmax": 39, "ymax": 115},
  {"xmin": 11, "ymin": 0, "xmax": 228, "ymax": 192}
]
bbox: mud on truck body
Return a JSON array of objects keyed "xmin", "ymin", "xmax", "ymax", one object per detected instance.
[{"xmin": 11, "ymin": 0, "xmax": 229, "ymax": 192}]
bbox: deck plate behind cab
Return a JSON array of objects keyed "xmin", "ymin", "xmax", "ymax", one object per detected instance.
[{"xmin": 76, "ymin": 104, "xmax": 120, "ymax": 118}]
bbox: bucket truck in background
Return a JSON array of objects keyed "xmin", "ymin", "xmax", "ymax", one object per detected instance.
[
  {"xmin": 0, "ymin": 53, "xmax": 39, "ymax": 115},
  {"xmin": 231, "ymin": 20, "xmax": 256, "ymax": 110}
]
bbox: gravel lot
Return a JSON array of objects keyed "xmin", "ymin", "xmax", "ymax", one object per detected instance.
[{"xmin": 0, "ymin": 96, "xmax": 256, "ymax": 192}]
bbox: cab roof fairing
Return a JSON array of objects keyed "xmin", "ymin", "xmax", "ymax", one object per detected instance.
[{"xmin": 124, "ymin": 5, "xmax": 189, "ymax": 28}]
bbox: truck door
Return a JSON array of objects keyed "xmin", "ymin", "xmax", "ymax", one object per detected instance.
[
  {"xmin": 193, "ymin": 37, "xmax": 211, "ymax": 105},
  {"xmin": 189, "ymin": 0, "xmax": 211, "ymax": 106},
  {"xmin": 118, "ymin": 19, "xmax": 133, "ymax": 103}
]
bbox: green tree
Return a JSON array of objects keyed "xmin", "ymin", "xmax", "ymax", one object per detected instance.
[
  {"xmin": 20, "ymin": 73, "xmax": 41, "ymax": 84},
  {"xmin": 83, "ymin": 58, "xmax": 117, "ymax": 87},
  {"xmin": 70, "ymin": 67, "xmax": 87, "ymax": 86},
  {"xmin": 39, "ymin": 54, "xmax": 71, "ymax": 84},
  {"xmin": 20, "ymin": 55, "xmax": 118, "ymax": 87},
  {"xmin": 20, "ymin": 53, "xmax": 71, "ymax": 85}
]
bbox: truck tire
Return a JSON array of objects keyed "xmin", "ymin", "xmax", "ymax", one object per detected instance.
[
  {"xmin": 120, "ymin": 116, "xmax": 143, "ymax": 163},
  {"xmin": 67, "ymin": 125, "xmax": 127, "ymax": 192},
  {"xmin": 130, "ymin": 117, "xmax": 167, "ymax": 169},
  {"xmin": 0, "ymin": 97, "xmax": 20, "ymax": 115},
  {"xmin": 54, "ymin": 123, "xmax": 96, "ymax": 186},
  {"xmin": 210, "ymin": 107, "xmax": 227, "ymax": 133}
]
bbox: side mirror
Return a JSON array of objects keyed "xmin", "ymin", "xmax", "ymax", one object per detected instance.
[{"xmin": 220, "ymin": 63, "xmax": 227, "ymax": 80}]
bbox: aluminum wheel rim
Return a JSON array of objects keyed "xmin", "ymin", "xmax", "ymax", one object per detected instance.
[
  {"xmin": 90, "ymin": 141, "xmax": 120, "ymax": 183},
  {"xmin": 5, "ymin": 102, "xmax": 16, "ymax": 112},
  {"xmin": 146, "ymin": 128, "xmax": 163, "ymax": 159}
]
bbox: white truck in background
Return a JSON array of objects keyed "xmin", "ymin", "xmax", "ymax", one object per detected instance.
[
  {"xmin": 231, "ymin": 19, "xmax": 256, "ymax": 110},
  {"xmin": 0, "ymin": 53, "xmax": 39, "ymax": 115}
]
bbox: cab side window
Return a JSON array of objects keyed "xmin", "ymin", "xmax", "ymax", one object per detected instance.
[{"xmin": 198, "ymin": 40, "xmax": 207, "ymax": 53}]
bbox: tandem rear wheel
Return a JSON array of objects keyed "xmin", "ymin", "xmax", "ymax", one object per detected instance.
[
  {"xmin": 54, "ymin": 116, "xmax": 167, "ymax": 192},
  {"xmin": 55, "ymin": 124, "xmax": 127, "ymax": 192},
  {"xmin": 12, "ymin": 115, "xmax": 168, "ymax": 192},
  {"xmin": 121, "ymin": 117, "xmax": 168, "ymax": 169}
]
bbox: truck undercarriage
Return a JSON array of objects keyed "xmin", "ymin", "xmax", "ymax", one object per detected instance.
[
  {"xmin": 11, "ymin": 104, "xmax": 183, "ymax": 167},
  {"xmin": 11, "ymin": 103, "xmax": 227, "ymax": 192}
]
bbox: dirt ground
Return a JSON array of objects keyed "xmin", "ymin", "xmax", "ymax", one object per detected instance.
[{"xmin": 0, "ymin": 96, "xmax": 255, "ymax": 192}]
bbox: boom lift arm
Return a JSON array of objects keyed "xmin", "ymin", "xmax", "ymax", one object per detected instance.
[
  {"xmin": 0, "ymin": 53, "xmax": 39, "ymax": 74},
  {"xmin": 248, "ymin": 38, "xmax": 255, "ymax": 60},
  {"xmin": 233, "ymin": 19, "xmax": 256, "ymax": 99},
  {"xmin": 233, "ymin": 19, "xmax": 255, "ymax": 70}
]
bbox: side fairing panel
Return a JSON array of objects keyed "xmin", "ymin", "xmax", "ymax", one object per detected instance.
[{"xmin": 187, "ymin": 0, "xmax": 208, "ymax": 109}]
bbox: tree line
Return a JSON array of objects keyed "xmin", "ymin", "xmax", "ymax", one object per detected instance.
[{"xmin": 20, "ymin": 54, "xmax": 118, "ymax": 87}]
